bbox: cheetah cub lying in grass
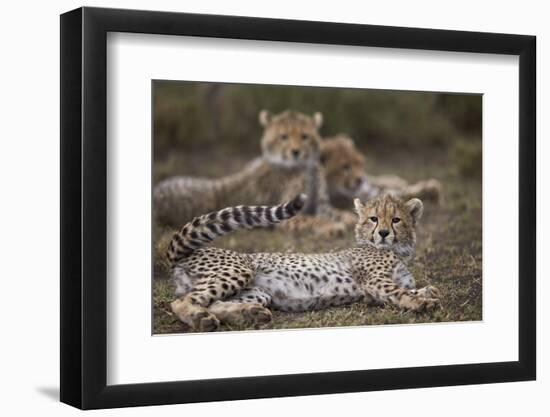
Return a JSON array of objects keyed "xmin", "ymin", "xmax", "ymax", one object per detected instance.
[
  {"xmin": 321, "ymin": 134, "xmax": 443, "ymax": 209},
  {"xmin": 168, "ymin": 194, "xmax": 441, "ymax": 332}
]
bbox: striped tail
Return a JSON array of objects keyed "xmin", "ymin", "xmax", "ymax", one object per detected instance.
[{"xmin": 166, "ymin": 194, "xmax": 307, "ymax": 266}]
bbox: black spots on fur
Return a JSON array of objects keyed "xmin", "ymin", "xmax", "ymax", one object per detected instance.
[
  {"xmin": 220, "ymin": 210, "xmax": 231, "ymax": 222},
  {"xmin": 290, "ymin": 194, "xmax": 305, "ymax": 212},
  {"xmin": 209, "ymin": 289, "xmax": 217, "ymax": 296},
  {"xmin": 220, "ymin": 222, "xmax": 232, "ymax": 233},
  {"xmin": 232, "ymin": 208, "xmax": 242, "ymax": 223},
  {"xmin": 275, "ymin": 205, "xmax": 284, "ymax": 219},
  {"xmin": 173, "ymin": 233, "xmax": 184, "ymax": 245},
  {"xmin": 336, "ymin": 277, "xmax": 342, "ymax": 283},
  {"xmin": 241, "ymin": 206, "xmax": 254, "ymax": 226},
  {"xmin": 192, "ymin": 217, "xmax": 201, "ymax": 227},
  {"xmin": 206, "ymin": 223, "xmax": 219, "ymax": 234},
  {"xmin": 199, "ymin": 232, "xmax": 213, "ymax": 242},
  {"xmin": 190, "ymin": 231, "xmax": 199, "ymax": 239},
  {"xmin": 208, "ymin": 211, "xmax": 217, "ymax": 221},
  {"xmin": 244, "ymin": 212, "xmax": 254, "ymax": 227},
  {"xmin": 237, "ymin": 279, "xmax": 246, "ymax": 287},
  {"xmin": 222, "ymin": 283, "xmax": 229, "ymax": 290},
  {"xmin": 322, "ymin": 275, "xmax": 329, "ymax": 283},
  {"xmin": 265, "ymin": 208, "xmax": 274, "ymax": 223}
]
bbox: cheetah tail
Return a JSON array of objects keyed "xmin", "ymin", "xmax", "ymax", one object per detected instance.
[{"xmin": 166, "ymin": 194, "xmax": 307, "ymax": 266}]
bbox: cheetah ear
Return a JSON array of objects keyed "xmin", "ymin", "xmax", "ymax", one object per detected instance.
[
  {"xmin": 353, "ymin": 198, "xmax": 365, "ymax": 216},
  {"xmin": 405, "ymin": 198, "xmax": 423, "ymax": 223},
  {"xmin": 259, "ymin": 110, "xmax": 271, "ymax": 127},
  {"xmin": 313, "ymin": 112, "xmax": 323, "ymax": 129}
]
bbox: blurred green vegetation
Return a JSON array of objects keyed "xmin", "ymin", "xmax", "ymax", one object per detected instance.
[{"xmin": 154, "ymin": 81, "xmax": 481, "ymax": 156}]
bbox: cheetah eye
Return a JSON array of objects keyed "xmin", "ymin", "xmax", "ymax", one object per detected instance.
[
  {"xmin": 369, "ymin": 216, "xmax": 378, "ymax": 223},
  {"xmin": 301, "ymin": 134, "xmax": 309, "ymax": 141},
  {"xmin": 280, "ymin": 134, "xmax": 288, "ymax": 140},
  {"xmin": 392, "ymin": 217, "xmax": 401, "ymax": 224}
]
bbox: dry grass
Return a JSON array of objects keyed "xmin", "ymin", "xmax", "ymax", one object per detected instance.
[{"xmin": 152, "ymin": 149, "xmax": 482, "ymax": 334}]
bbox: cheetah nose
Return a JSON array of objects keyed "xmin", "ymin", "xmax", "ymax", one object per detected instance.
[
  {"xmin": 378, "ymin": 229, "xmax": 390, "ymax": 238},
  {"xmin": 291, "ymin": 149, "xmax": 301, "ymax": 158}
]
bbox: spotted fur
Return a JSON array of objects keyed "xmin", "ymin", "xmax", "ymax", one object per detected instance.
[
  {"xmin": 167, "ymin": 194, "xmax": 307, "ymax": 265},
  {"xmin": 169, "ymin": 194, "xmax": 441, "ymax": 332},
  {"xmin": 321, "ymin": 134, "xmax": 443, "ymax": 208}
]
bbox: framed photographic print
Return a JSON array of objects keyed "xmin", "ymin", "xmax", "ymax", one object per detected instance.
[{"xmin": 60, "ymin": 6, "xmax": 536, "ymax": 410}]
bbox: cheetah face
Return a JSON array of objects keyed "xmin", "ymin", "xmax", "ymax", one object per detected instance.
[
  {"xmin": 320, "ymin": 134, "xmax": 367, "ymax": 198},
  {"xmin": 353, "ymin": 194, "xmax": 423, "ymax": 257},
  {"xmin": 259, "ymin": 110, "xmax": 323, "ymax": 168}
]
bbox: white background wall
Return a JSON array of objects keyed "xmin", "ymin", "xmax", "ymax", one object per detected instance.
[{"xmin": 0, "ymin": 0, "xmax": 545, "ymax": 415}]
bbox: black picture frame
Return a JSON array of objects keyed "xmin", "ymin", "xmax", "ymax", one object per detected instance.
[{"xmin": 60, "ymin": 6, "xmax": 536, "ymax": 410}]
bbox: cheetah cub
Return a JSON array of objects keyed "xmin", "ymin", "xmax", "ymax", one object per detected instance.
[
  {"xmin": 321, "ymin": 134, "xmax": 443, "ymax": 208},
  {"xmin": 168, "ymin": 194, "xmax": 441, "ymax": 332},
  {"xmin": 154, "ymin": 110, "xmax": 354, "ymax": 236}
]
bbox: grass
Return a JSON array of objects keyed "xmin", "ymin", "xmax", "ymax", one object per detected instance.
[{"xmin": 152, "ymin": 148, "xmax": 482, "ymax": 334}]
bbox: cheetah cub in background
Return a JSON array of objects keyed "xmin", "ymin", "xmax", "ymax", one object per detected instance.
[
  {"xmin": 167, "ymin": 194, "xmax": 441, "ymax": 332},
  {"xmin": 154, "ymin": 110, "xmax": 355, "ymax": 237},
  {"xmin": 321, "ymin": 134, "xmax": 443, "ymax": 208}
]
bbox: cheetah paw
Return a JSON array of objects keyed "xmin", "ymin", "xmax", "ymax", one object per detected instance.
[
  {"xmin": 242, "ymin": 304, "xmax": 273, "ymax": 325},
  {"xmin": 197, "ymin": 313, "xmax": 221, "ymax": 332},
  {"xmin": 414, "ymin": 297, "xmax": 441, "ymax": 312},
  {"xmin": 417, "ymin": 285, "xmax": 441, "ymax": 299},
  {"xmin": 191, "ymin": 310, "xmax": 220, "ymax": 332},
  {"xmin": 171, "ymin": 299, "xmax": 220, "ymax": 332}
]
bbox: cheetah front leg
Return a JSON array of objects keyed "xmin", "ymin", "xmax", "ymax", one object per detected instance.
[
  {"xmin": 362, "ymin": 266, "xmax": 441, "ymax": 312},
  {"xmin": 208, "ymin": 288, "xmax": 273, "ymax": 327},
  {"xmin": 171, "ymin": 270, "xmax": 255, "ymax": 332}
]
